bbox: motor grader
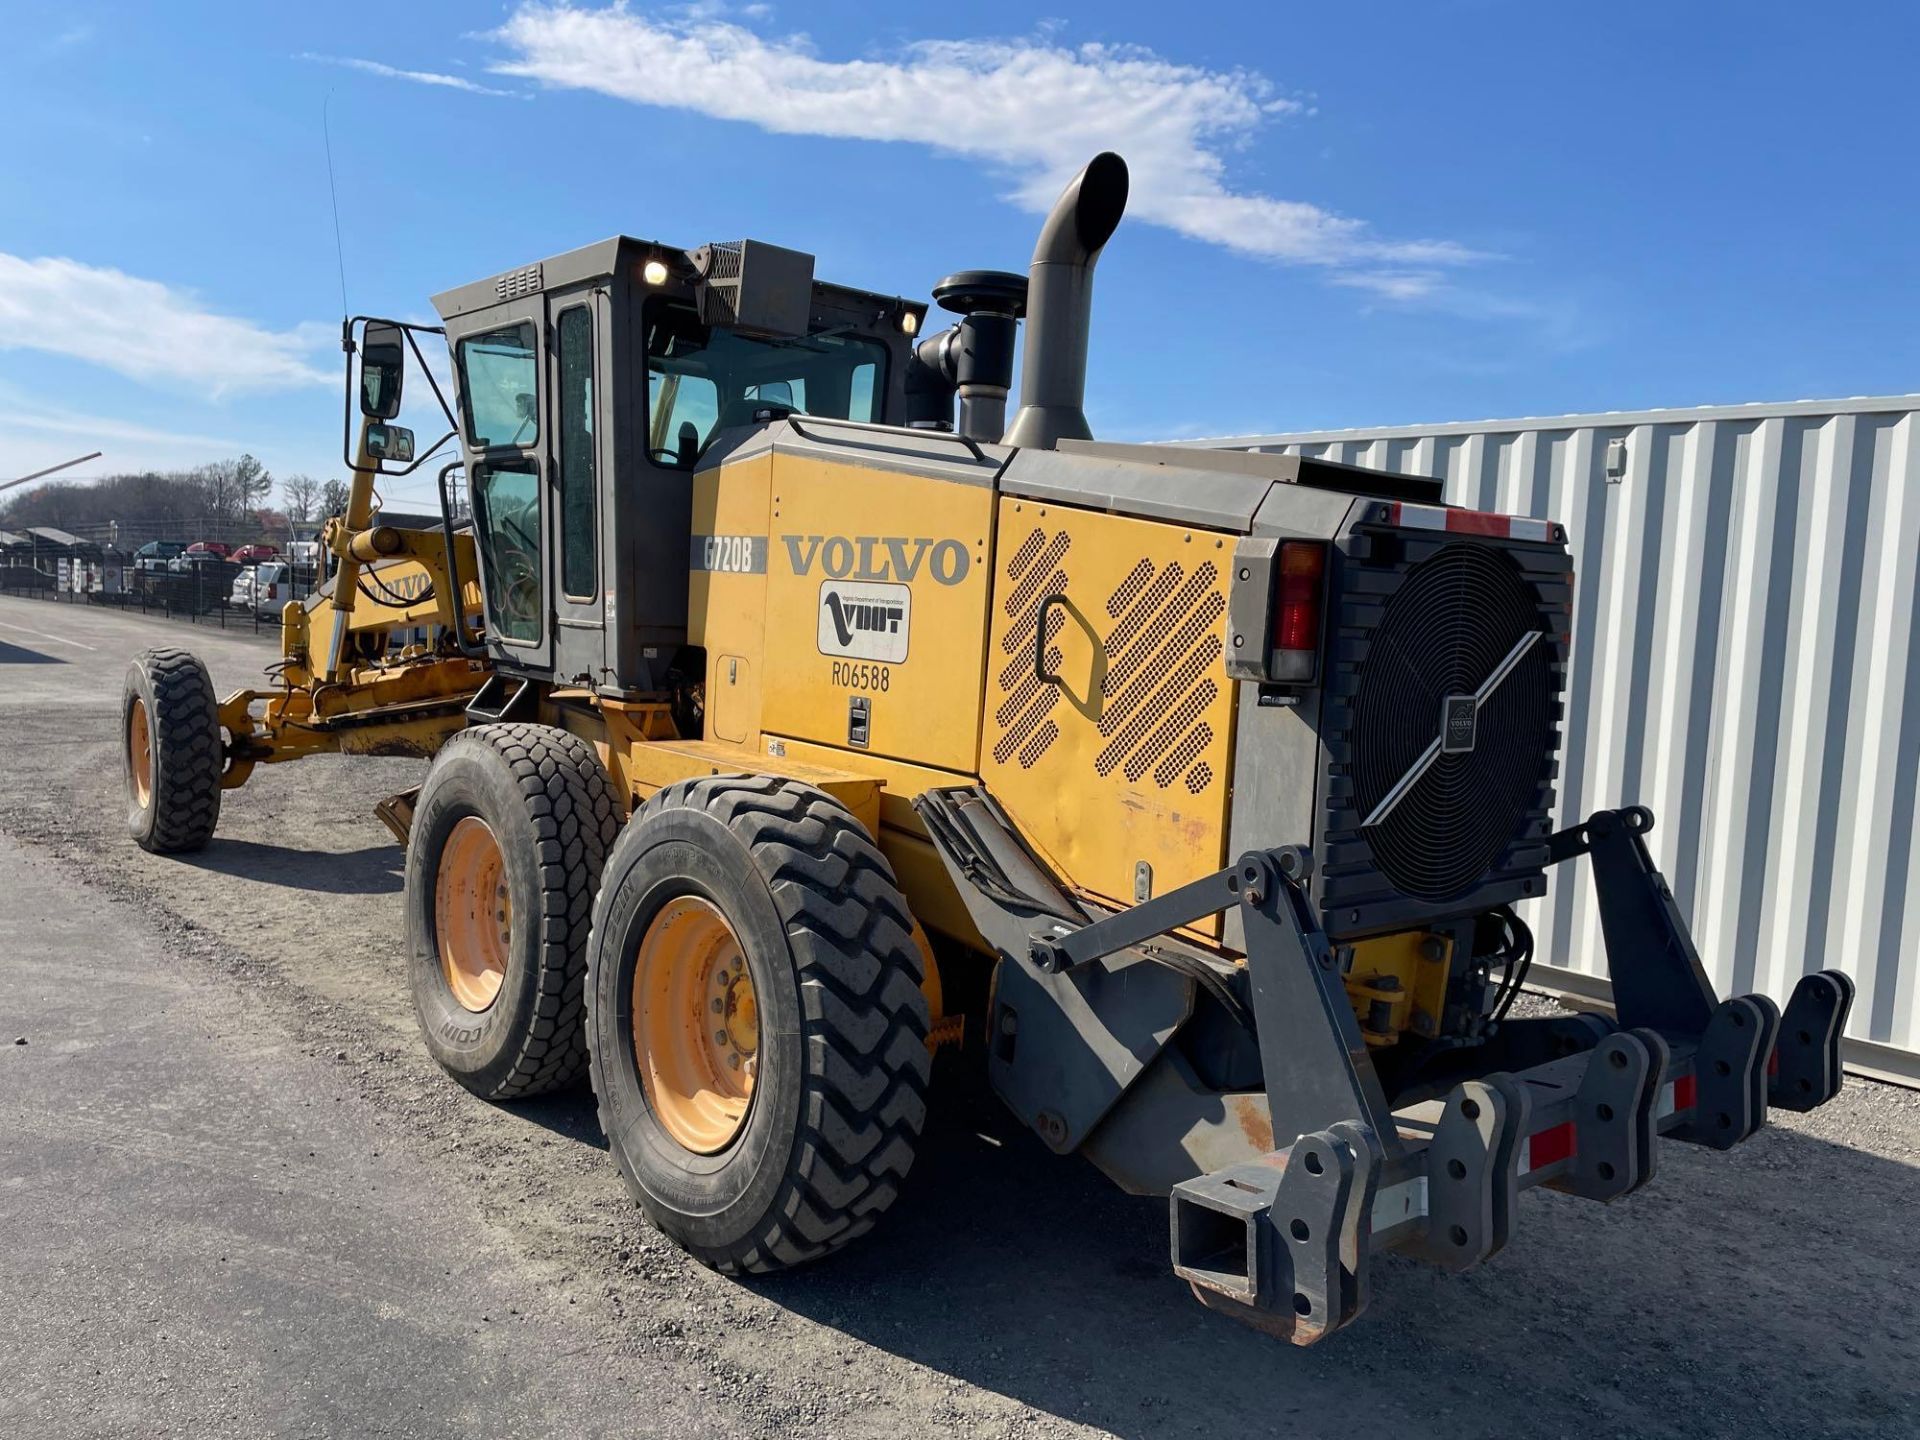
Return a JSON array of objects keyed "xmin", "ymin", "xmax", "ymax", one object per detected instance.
[{"xmin": 120, "ymin": 153, "xmax": 1853, "ymax": 1341}]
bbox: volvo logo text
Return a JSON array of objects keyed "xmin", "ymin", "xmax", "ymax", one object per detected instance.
[{"xmin": 783, "ymin": 535, "xmax": 970, "ymax": 586}]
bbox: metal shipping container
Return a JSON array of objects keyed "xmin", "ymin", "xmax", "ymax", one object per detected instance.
[{"xmin": 1189, "ymin": 394, "xmax": 1920, "ymax": 1084}]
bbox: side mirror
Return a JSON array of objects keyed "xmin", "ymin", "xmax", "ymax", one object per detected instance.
[
  {"xmin": 360, "ymin": 322, "xmax": 406, "ymax": 420},
  {"xmin": 366, "ymin": 423, "xmax": 416, "ymax": 463}
]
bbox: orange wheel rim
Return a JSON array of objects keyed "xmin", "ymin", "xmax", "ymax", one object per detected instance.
[
  {"xmin": 633, "ymin": 896, "xmax": 758, "ymax": 1153},
  {"xmin": 128, "ymin": 698, "xmax": 153, "ymax": 809},
  {"xmin": 435, "ymin": 816, "xmax": 510, "ymax": 1012}
]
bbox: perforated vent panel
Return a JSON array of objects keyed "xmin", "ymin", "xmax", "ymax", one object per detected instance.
[
  {"xmin": 982, "ymin": 500, "xmax": 1236, "ymax": 917},
  {"xmin": 991, "ymin": 527, "xmax": 1221, "ymax": 795},
  {"xmin": 697, "ymin": 242, "xmax": 744, "ymax": 326},
  {"xmin": 993, "ymin": 525, "xmax": 1071, "ymax": 768}
]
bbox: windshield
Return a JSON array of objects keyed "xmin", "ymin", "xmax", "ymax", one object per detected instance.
[{"xmin": 645, "ymin": 301, "xmax": 885, "ymax": 468}]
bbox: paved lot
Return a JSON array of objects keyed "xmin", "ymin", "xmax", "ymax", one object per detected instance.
[{"xmin": 2, "ymin": 592, "xmax": 1918, "ymax": 1439}]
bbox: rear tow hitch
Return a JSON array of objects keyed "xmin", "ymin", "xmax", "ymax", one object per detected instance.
[{"xmin": 1037, "ymin": 808, "xmax": 1854, "ymax": 1343}]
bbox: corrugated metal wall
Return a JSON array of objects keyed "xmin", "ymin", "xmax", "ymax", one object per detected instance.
[{"xmin": 1195, "ymin": 396, "xmax": 1920, "ymax": 1081}]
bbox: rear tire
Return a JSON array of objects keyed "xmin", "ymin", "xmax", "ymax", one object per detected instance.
[
  {"xmin": 404, "ymin": 724, "xmax": 620, "ymax": 1100},
  {"xmin": 587, "ymin": 775, "xmax": 931, "ymax": 1273},
  {"xmin": 123, "ymin": 647, "xmax": 222, "ymax": 854}
]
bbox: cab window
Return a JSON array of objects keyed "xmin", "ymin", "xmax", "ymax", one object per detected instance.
[
  {"xmin": 555, "ymin": 306, "xmax": 596, "ymax": 599},
  {"xmin": 471, "ymin": 460, "xmax": 541, "ymax": 644},
  {"xmin": 644, "ymin": 301, "xmax": 886, "ymax": 467},
  {"xmin": 457, "ymin": 323, "xmax": 539, "ymax": 449}
]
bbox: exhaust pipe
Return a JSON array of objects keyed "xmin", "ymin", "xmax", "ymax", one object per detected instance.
[{"xmin": 1001, "ymin": 152, "xmax": 1130, "ymax": 450}]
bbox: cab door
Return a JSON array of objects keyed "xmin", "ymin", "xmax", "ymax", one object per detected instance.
[
  {"xmin": 544, "ymin": 289, "xmax": 608, "ymax": 687},
  {"xmin": 454, "ymin": 297, "xmax": 552, "ymax": 672}
]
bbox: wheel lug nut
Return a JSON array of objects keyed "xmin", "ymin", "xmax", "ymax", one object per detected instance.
[
  {"xmin": 711, "ymin": 998, "xmax": 723, "ymax": 1013},
  {"xmin": 714, "ymin": 1030, "xmax": 728, "ymax": 1045}
]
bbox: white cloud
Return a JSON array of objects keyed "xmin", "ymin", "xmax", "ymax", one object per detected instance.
[
  {"xmin": 1332, "ymin": 270, "xmax": 1447, "ymax": 302},
  {"xmin": 5, "ymin": 407, "xmax": 247, "ymax": 453},
  {"xmin": 302, "ymin": 52, "xmax": 526, "ymax": 98},
  {"xmin": 43, "ymin": 23, "xmax": 97, "ymax": 55},
  {"xmin": 0, "ymin": 392, "xmax": 253, "ymax": 483},
  {"xmin": 488, "ymin": 5, "xmax": 1480, "ymax": 285},
  {"xmin": 0, "ymin": 255, "xmax": 333, "ymax": 396}
]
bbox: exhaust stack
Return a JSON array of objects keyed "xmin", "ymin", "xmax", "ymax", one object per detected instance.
[{"xmin": 1002, "ymin": 152, "xmax": 1130, "ymax": 450}]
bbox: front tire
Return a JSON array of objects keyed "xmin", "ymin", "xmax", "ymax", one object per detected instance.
[
  {"xmin": 404, "ymin": 724, "xmax": 619, "ymax": 1100},
  {"xmin": 587, "ymin": 775, "xmax": 931, "ymax": 1273},
  {"xmin": 123, "ymin": 647, "xmax": 222, "ymax": 853}
]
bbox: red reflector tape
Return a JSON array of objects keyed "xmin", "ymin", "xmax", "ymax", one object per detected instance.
[
  {"xmin": 1446, "ymin": 509, "xmax": 1510, "ymax": 537},
  {"xmin": 1385, "ymin": 502, "xmax": 1556, "ymax": 543},
  {"xmin": 1523, "ymin": 1121, "xmax": 1576, "ymax": 1173},
  {"xmin": 1657, "ymin": 1073, "xmax": 1699, "ymax": 1121}
]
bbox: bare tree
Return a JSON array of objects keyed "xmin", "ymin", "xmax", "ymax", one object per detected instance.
[
  {"xmin": 283, "ymin": 474, "xmax": 320, "ymax": 525},
  {"xmin": 193, "ymin": 455, "xmax": 270, "ymax": 519},
  {"xmin": 319, "ymin": 477, "xmax": 352, "ymax": 519},
  {"xmin": 194, "ymin": 459, "xmax": 238, "ymax": 518},
  {"xmin": 1, "ymin": 469, "xmax": 217, "ymax": 546}
]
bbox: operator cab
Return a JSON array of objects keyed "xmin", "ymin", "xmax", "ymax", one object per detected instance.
[{"xmin": 427, "ymin": 237, "xmax": 925, "ymax": 695}]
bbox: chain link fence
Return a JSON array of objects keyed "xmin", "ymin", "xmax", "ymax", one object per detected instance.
[{"xmin": 0, "ymin": 554, "xmax": 322, "ymax": 637}]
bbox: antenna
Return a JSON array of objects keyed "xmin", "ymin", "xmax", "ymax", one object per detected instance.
[
  {"xmin": 322, "ymin": 91, "xmax": 349, "ymax": 317},
  {"xmin": 1, "ymin": 452, "xmax": 102, "ymax": 495}
]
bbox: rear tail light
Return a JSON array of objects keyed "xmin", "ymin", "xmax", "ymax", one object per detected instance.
[{"xmin": 1270, "ymin": 540, "xmax": 1328, "ymax": 682}]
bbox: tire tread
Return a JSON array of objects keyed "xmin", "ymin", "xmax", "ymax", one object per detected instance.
[
  {"xmin": 589, "ymin": 774, "xmax": 931, "ymax": 1273},
  {"xmin": 435, "ymin": 723, "xmax": 620, "ymax": 1099},
  {"xmin": 128, "ymin": 647, "xmax": 222, "ymax": 853}
]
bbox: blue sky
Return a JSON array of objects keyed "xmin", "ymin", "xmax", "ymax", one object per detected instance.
[{"xmin": 3, "ymin": 1, "xmax": 1916, "ymax": 510}]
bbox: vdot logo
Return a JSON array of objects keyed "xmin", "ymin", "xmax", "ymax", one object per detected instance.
[
  {"xmin": 818, "ymin": 581, "xmax": 909, "ymax": 662},
  {"xmin": 825, "ymin": 592, "xmax": 903, "ymax": 647},
  {"xmin": 783, "ymin": 535, "xmax": 970, "ymax": 587}
]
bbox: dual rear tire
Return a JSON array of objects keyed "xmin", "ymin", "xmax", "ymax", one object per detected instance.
[{"xmin": 406, "ymin": 743, "xmax": 930, "ymax": 1270}]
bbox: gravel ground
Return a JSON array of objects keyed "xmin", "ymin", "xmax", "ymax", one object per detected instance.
[{"xmin": 2, "ymin": 593, "xmax": 1917, "ymax": 1440}]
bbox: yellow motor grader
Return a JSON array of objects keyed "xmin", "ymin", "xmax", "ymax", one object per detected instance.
[{"xmin": 121, "ymin": 154, "xmax": 1853, "ymax": 1340}]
